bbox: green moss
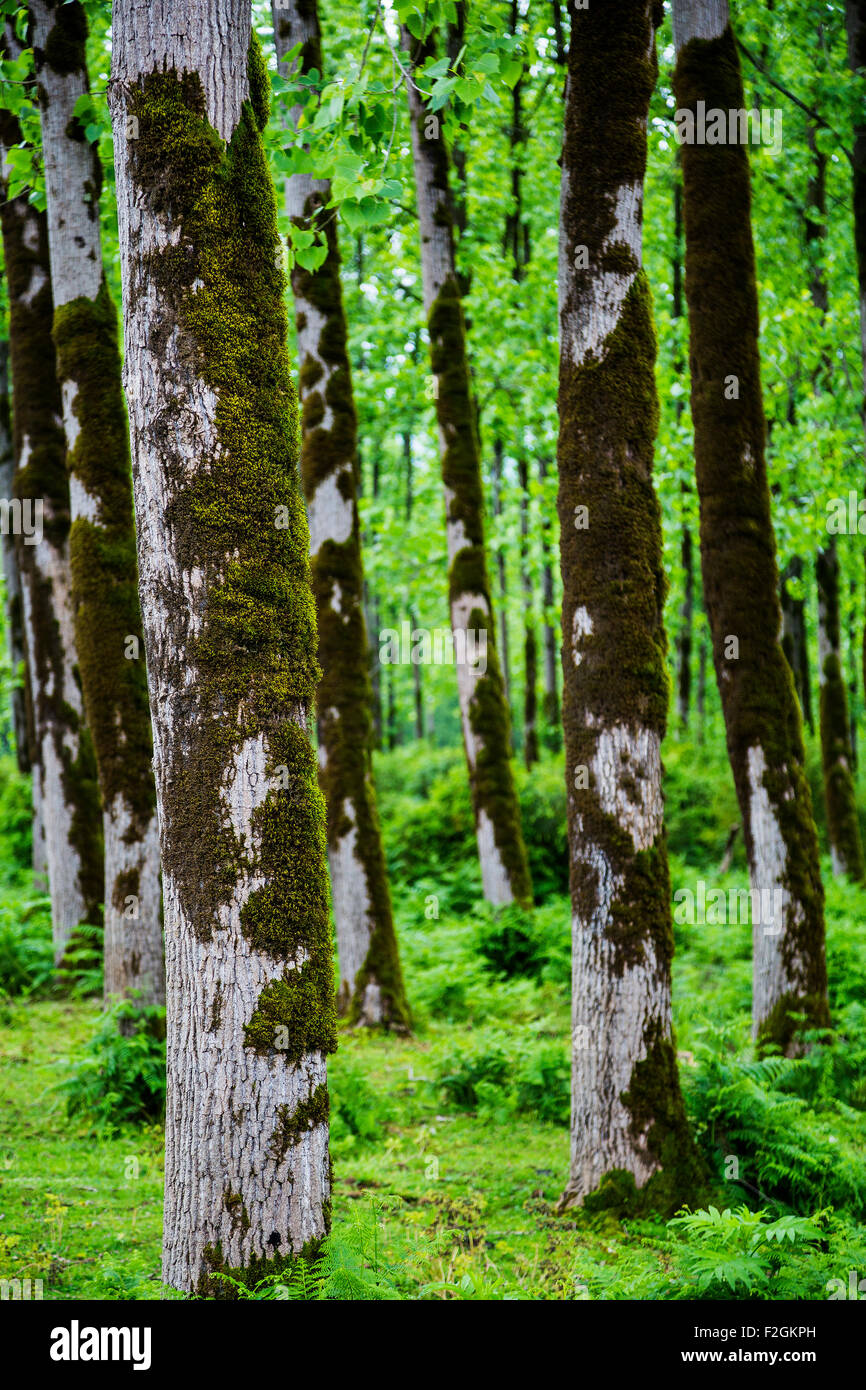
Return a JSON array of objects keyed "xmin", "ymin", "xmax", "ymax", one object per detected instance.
[
  {"xmin": 428, "ymin": 277, "xmax": 532, "ymax": 906},
  {"xmin": 269, "ymin": 1083, "xmax": 329, "ymax": 1160},
  {"xmin": 127, "ymin": 49, "xmax": 335, "ymax": 1063},
  {"xmin": 554, "ymin": 0, "xmax": 704, "ymax": 1213},
  {"xmin": 196, "ymin": 1234, "xmax": 323, "ymax": 1300},
  {"xmin": 223, "ymin": 1189, "xmax": 251, "ymax": 1236},
  {"xmin": 816, "ymin": 546, "xmax": 864, "ymax": 882},
  {"xmin": 289, "ymin": 137, "xmax": 410, "ymax": 1030},
  {"xmin": 53, "ymin": 280, "xmax": 155, "ymax": 835},
  {"xmin": 40, "ymin": 0, "xmax": 87, "ymax": 77},
  {"xmin": 673, "ymin": 27, "xmax": 830, "ymax": 1051}
]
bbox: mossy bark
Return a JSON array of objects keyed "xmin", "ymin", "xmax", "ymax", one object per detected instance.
[
  {"xmin": 781, "ymin": 557, "xmax": 813, "ymax": 732},
  {"xmin": 109, "ymin": 5, "xmax": 335, "ymax": 1294},
  {"xmin": 0, "ymin": 337, "xmax": 30, "ymax": 771},
  {"xmin": 272, "ymin": 0, "xmax": 410, "ymax": 1032},
  {"xmin": 846, "ymin": 3, "xmax": 866, "ymax": 482},
  {"xmin": 403, "ymin": 28, "xmax": 532, "ymax": 907},
  {"xmin": 0, "ymin": 82, "xmax": 102, "ymax": 962},
  {"xmin": 556, "ymin": 0, "xmax": 707, "ymax": 1216},
  {"xmin": 817, "ymin": 542, "xmax": 865, "ymax": 879},
  {"xmin": 30, "ymin": 0, "xmax": 163, "ymax": 1015},
  {"xmin": 672, "ymin": 0, "xmax": 830, "ymax": 1054},
  {"xmin": 538, "ymin": 455, "xmax": 561, "ymax": 748},
  {"xmin": 518, "ymin": 458, "xmax": 539, "ymax": 767}
]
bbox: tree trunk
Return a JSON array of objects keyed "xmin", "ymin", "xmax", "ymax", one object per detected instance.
[
  {"xmin": 817, "ymin": 541, "xmax": 865, "ymax": 878},
  {"xmin": 403, "ymin": 28, "xmax": 532, "ymax": 907},
  {"xmin": 518, "ymin": 458, "xmax": 539, "ymax": 766},
  {"xmin": 673, "ymin": 173, "xmax": 694, "ymax": 735},
  {"xmin": 672, "ymin": 0, "xmax": 830, "ymax": 1053},
  {"xmin": 273, "ymin": 0, "xmax": 410, "ymax": 1032},
  {"xmin": 0, "ymin": 81, "xmax": 102, "ymax": 962},
  {"xmin": 491, "ymin": 436, "xmax": 512, "ymax": 710},
  {"xmin": 0, "ymin": 337, "xmax": 30, "ymax": 771},
  {"xmin": 30, "ymin": 0, "xmax": 163, "ymax": 1014},
  {"xmin": 846, "ymin": 3, "xmax": 866, "ymax": 459},
  {"xmin": 538, "ymin": 455, "xmax": 561, "ymax": 746},
  {"xmin": 780, "ymin": 557, "xmax": 813, "ymax": 731},
  {"xmin": 404, "ymin": 429, "xmax": 424, "ymax": 741},
  {"xmin": 109, "ymin": 1, "xmax": 335, "ymax": 1295},
  {"xmin": 677, "ymin": 525, "xmax": 694, "ymax": 733},
  {"xmin": 557, "ymin": 0, "xmax": 705, "ymax": 1214}
]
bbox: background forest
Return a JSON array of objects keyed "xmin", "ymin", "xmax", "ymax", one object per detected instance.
[{"xmin": 0, "ymin": 0, "xmax": 865, "ymax": 1304}]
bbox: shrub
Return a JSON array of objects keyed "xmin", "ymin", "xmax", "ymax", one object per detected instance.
[
  {"xmin": 0, "ymin": 895, "xmax": 53, "ymax": 995},
  {"xmin": 56, "ymin": 1001, "xmax": 166, "ymax": 1128}
]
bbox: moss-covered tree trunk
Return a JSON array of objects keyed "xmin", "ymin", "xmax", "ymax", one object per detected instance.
[
  {"xmin": 817, "ymin": 541, "xmax": 864, "ymax": 879},
  {"xmin": 672, "ymin": 0, "xmax": 830, "ymax": 1053},
  {"xmin": 109, "ymin": 0, "xmax": 335, "ymax": 1295},
  {"xmin": 539, "ymin": 455, "xmax": 561, "ymax": 747},
  {"xmin": 403, "ymin": 30, "xmax": 532, "ymax": 907},
  {"xmin": 846, "ymin": 4, "xmax": 866, "ymax": 494},
  {"xmin": 272, "ymin": 0, "xmax": 410, "ymax": 1032},
  {"xmin": 781, "ymin": 557, "xmax": 813, "ymax": 732},
  {"xmin": 0, "ymin": 337, "xmax": 30, "ymax": 771},
  {"xmin": 518, "ymin": 458, "xmax": 539, "ymax": 767},
  {"xmin": 30, "ymin": 0, "xmax": 163, "ymax": 1014},
  {"xmin": 556, "ymin": 0, "xmax": 706, "ymax": 1215},
  {"xmin": 0, "ymin": 91, "xmax": 102, "ymax": 963}
]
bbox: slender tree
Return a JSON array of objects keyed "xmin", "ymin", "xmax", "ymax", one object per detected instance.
[
  {"xmin": 818, "ymin": 541, "xmax": 865, "ymax": 878},
  {"xmin": 0, "ymin": 81, "xmax": 102, "ymax": 962},
  {"xmin": 538, "ymin": 455, "xmax": 560, "ymax": 746},
  {"xmin": 672, "ymin": 0, "xmax": 830, "ymax": 1052},
  {"xmin": 403, "ymin": 28, "xmax": 532, "ymax": 907},
  {"xmin": 272, "ymin": 0, "xmax": 410, "ymax": 1031},
  {"xmin": 0, "ymin": 336, "xmax": 29, "ymax": 770},
  {"xmin": 109, "ymin": 0, "xmax": 335, "ymax": 1293},
  {"xmin": 557, "ymin": 0, "xmax": 706, "ymax": 1213},
  {"xmin": 780, "ymin": 557, "xmax": 813, "ymax": 731},
  {"xmin": 30, "ymin": 0, "xmax": 163, "ymax": 1014}
]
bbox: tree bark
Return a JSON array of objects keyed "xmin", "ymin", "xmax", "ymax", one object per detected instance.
[
  {"xmin": 30, "ymin": 0, "xmax": 163, "ymax": 1014},
  {"xmin": 557, "ymin": 0, "xmax": 705, "ymax": 1214},
  {"xmin": 0, "ymin": 80, "xmax": 102, "ymax": 962},
  {"xmin": 780, "ymin": 556, "xmax": 813, "ymax": 731},
  {"xmin": 491, "ymin": 436, "xmax": 512, "ymax": 710},
  {"xmin": 539, "ymin": 455, "xmax": 561, "ymax": 746},
  {"xmin": 518, "ymin": 458, "xmax": 539, "ymax": 766},
  {"xmin": 672, "ymin": 0, "xmax": 830, "ymax": 1053},
  {"xmin": 0, "ymin": 337, "xmax": 30, "ymax": 771},
  {"xmin": 817, "ymin": 541, "xmax": 865, "ymax": 878},
  {"xmin": 403, "ymin": 28, "xmax": 532, "ymax": 907},
  {"xmin": 109, "ymin": 0, "xmax": 335, "ymax": 1294},
  {"xmin": 273, "ymin": 0, "xmax": 410, "ymax": 1032}
]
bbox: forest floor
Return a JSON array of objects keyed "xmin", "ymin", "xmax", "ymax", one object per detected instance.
[{"xmin": 1, "ymin": 742, "xmax": 865, "ymax": 1299}]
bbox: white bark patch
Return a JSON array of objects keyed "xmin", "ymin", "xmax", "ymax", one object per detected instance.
[
  {"xmin": 569, "ymin": 925, "xmax": 667, "ymax": 1199},
  {"xmin": 307, "ymin": 468, "xmax": 353, "ymax": 557},
  {"xmin": 591, "ymin": 723, "xmax": 663, "ymax": 852},
  {"xmin": 476, "ymin": 807, "xmax": 514, "ymax": 906},
  {"xmin": 329, "ymin": 800, "xmax": 373, "ymax": 1008},
  {"xmin": 572, "ymin": 605, "xmax": 593, "ymax": 667},
  {"xmin": 103, "ymin": 796, "xmax": 164, "ymax": 1007},
  {"xmin": 451, "ymin": 588, "xmax": 491, "ymax": 772},
  {"xmin": 746, "ymin": 743, "xmax": 805, "ymax": 1034},
  {"xmin": 69, "ymin": 474, "xmax": 101, "ymax": 526},
  {"xmin": 672, "ymin": 0, "xmax": 729, "ymax": 51},
  {"xmin": 561, "ymin": 180, "xmax": 643, "ymax": 368},
  {"xmin": 20, "ymin": 266, "xmax": 47, "ymax": 308}
]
